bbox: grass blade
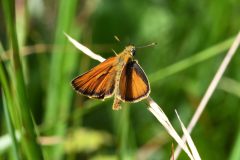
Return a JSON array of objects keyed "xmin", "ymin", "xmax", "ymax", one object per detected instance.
[
  {"xmin": 174, "ymin": 32, "xmax": 240, "ymax": 159},
  {"xmin": 175, "ymin": 111, "xmax": 201, "ymax": 160},
  {"xmin": 43, "ymin": 0, "xmax": 79, "ymax": 159},
  {"xmin": 218, "ymin": 77, "xmax": 240, "ymax": 98},
  {"xmin": 2, "ymin": 0, "xmax": 43, "ymax": 159},
  {"xmin": 64, "ymin": 33, "xmax": 105, "ymax": 62},
  {"xmin": 230, "ymin": 130, "xmax": 240, "ymax": 160},
  {"xmin": 0, "ymin": 55, "xmax": 20, "ymax": 159},
  {"xmin": 44, "ymin": 0, "xmax": 78, "ymax": 129},
  {"xmin": 2, "ymin": 92, "xmax": 20, "ymax": 160},
  {"xmin": 147, "ymin": 97, "xmax": 194, "ymax": 160},
  {"xmin": 149, "ymin": 36, "xmax": 235, "ymax": 83}
]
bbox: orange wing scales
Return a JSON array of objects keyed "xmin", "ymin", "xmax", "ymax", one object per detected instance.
[
  {"xmin": 71, "ymin": 57, "xmax": 117, "ymax": 99},
  {"xmin": 119, "ymin": 60, "xmax": 150, "ymax": 102}
]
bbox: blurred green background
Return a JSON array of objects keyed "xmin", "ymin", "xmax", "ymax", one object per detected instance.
[{"xmin": 0, "ymin": 0, "xmax": 240, "ymax": 159}]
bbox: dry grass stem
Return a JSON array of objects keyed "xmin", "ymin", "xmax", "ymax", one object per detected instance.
[
  {"xmin": 147, "ymin": 97, "xmax": 200, "ymax": 160},
  {"xmin": 0, "ymin": 44, "xmax": 53, "ymax": 60},
  {"xmin": 175, "ymin": 110, "xmax": 201, "ymax": 160},
  {"xmin": 64, "ymin": 33, "xmax": 105, "ymax": 62},
  {"xmin": 38, "ymin": 136, "xmax": 63, "ymax": 146},
  {"xmin": 173, "ymin": 31, "xmax": 240, "ymax": 159}
]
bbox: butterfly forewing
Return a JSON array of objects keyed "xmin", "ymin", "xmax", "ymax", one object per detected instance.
[
  {"xmin": 119, "ymin": 60, "xmax": 150, "ymax": 102},
  {"xmin": 72, "ymin": 57, "xmax": 117, "ymax": 99}
]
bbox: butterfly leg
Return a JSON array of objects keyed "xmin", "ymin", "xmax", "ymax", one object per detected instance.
[{"xmin": 112, "ymin": 97, "xmax": 122, "ymax": 110}]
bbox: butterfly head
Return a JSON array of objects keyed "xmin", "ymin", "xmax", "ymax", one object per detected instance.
[
  {"xmin": 124, "ymin": 43, "xmax": 156, "ymax": 57},
  {"xmin": 125, "ymin": 45, "xmax": 136, "ymax": 56}
]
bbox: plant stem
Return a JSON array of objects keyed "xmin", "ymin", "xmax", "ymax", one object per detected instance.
[
  {"xmin": 149, "ymin": 36, "xmax": 235, "ymax": 83},
  {"xmin": 2, "ymin": 0, "xmax": 43, "ymax": 159}
]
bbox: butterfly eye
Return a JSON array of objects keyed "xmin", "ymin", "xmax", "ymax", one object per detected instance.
[{"xmin": 131, "ymin": 48, "xmax": 136, "ymax": 56}]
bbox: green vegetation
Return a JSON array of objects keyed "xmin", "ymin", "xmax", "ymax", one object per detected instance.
[{"xmin": 0, "ymin": 0, "xmax": 239, "ymax": 159}]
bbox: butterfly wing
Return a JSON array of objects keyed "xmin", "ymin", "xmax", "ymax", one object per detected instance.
[
  {"xmin": 119, "ymin": 60, "xmax": 150, "ymax": 102},
  {"xmin": 72, "ymin": 57, "xmax": 117, "ymax": 99}
]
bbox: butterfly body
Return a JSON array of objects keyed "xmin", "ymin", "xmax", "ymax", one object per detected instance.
[{"xmin": 72, "ymin": 45, "xmax": 150, "ymax": 110}]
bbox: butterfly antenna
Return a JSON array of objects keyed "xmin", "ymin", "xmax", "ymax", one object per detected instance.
[
  {"xmin": 114, "ymin": 35, "xmax": 121, "ymax": 42},
  {"xmin": 112, "ymin": 49, "xmax": 118, "ymax": 56},
  {"xmin": 136, "ymin": 42, "xmax": 157, "ymax": 49},
  {"xmin": 113, "ymin": 35, "xmax": 123, "ymax": 55}
]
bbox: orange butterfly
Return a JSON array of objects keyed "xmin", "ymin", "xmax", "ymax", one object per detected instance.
[{"xmin": 71, "ymin": 45, "xmax": 150, "ymax": 110}]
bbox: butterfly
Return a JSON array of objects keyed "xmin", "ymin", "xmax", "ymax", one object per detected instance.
[{"xmin": 71, "ymin": 45, "xmax": 151, "ymax": 110}]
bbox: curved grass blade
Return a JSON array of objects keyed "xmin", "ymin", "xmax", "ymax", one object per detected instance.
[{"xmin": 149, "ymin": 36, "xmax": 235, "ymax": 83}]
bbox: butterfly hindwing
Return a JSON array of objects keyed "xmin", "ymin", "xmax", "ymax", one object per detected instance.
[
  {"xmin": 72, "ymin": 57, "xmax": 117, "ymax": 99},
  {"xmin": 119, "ymin": 60, "xmax": 150, "ymax": 102}
]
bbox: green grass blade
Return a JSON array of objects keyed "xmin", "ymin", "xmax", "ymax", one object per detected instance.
[
  {"xmin": 219, "ymin": 77, "xmax": 240, "ymax": 98},
  {"xmin": 43, "ymin": 0, "xmax": 79, "ymax": 159},
  {"xmin": 149, "ymin": 36, "xmax": 235, "ymax": 83},
  {"xmin": 225, "ymin": 79, "xmax": 240, "ymax": 160},
  {"xmin": 119, "ymin": 106, "xmax": 132, "ymax": 160},
  {"xmin": 2, "ymin": 92, "xmax": 20, "ymax": 160},
  {"xmin": 230, "ymin": 130, "xmax": 240, "ymax": 160},
  {"xmin": 0, "ymin": 55, "xmax": 20, "ymax": 159},
  {"xmin": 2, "ymin": 0, "xmax": 43, "ymax": 159},
  {"xmin": 112, "ymin": 104, "xmax": 135, "ymax": 160},
  {"xmin": 44, "ymin": 0, "xmax": 78, "ymax": 129}
]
